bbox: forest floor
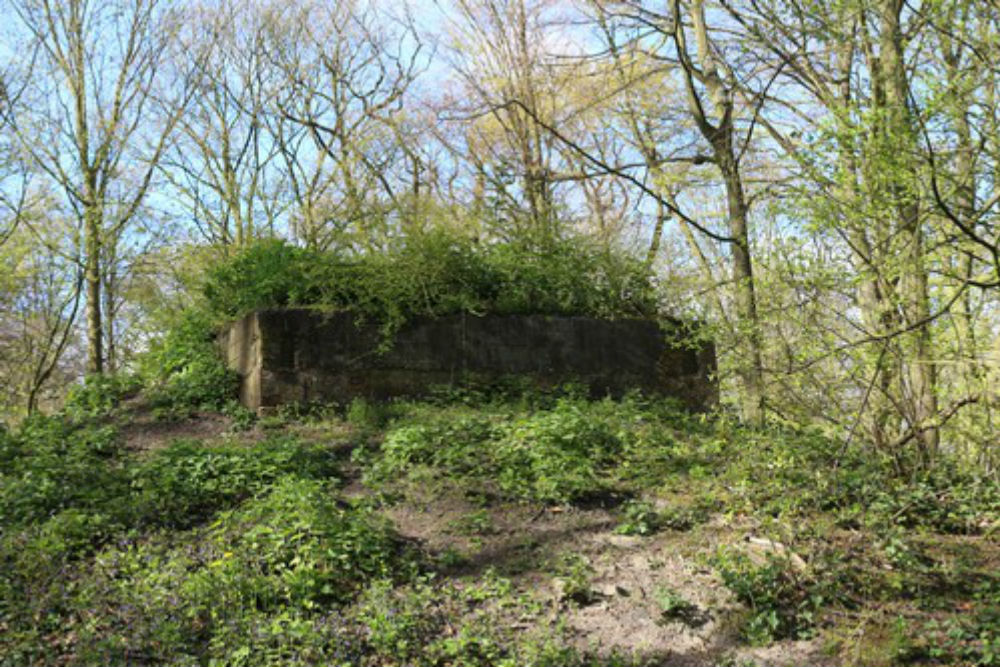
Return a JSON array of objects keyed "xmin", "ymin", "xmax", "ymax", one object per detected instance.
[
  {"xmin": 344, "ymin": 468, "xmax": 832, "ymax": 666},
  {"xmin": 3, "ymin": 391, "xmax": 998, "ymax": 666}
]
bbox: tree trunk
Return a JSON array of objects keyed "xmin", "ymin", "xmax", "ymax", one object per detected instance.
[
  {"xmin": 716, "ymin": 136, "xmax": 764, "ymax": 424},
  {"xmin": 84, "ymin": 201, "xmax": 103, "ymax": 375},
  {"xmin": 103, "ymin": 261, "xmax": 117, "ymax": 374},
  {"xmin": 682, "ymin": 0, "xmax": 764, "ymax": 424},
  {"xmin": 878, "ymin": 0, "xmax": 938, "ymax": 460}
]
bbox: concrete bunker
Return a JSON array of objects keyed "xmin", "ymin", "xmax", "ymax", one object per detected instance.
[{"xmin": 220, "ymin": 309, "xmax": 717, "ymax": 411}]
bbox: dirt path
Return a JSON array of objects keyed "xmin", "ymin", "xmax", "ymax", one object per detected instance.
[{"xmin": 365, "ymin": 477, "xmax": 835, "ymax": 666}]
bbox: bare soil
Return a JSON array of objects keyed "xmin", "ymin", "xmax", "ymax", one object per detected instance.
[
  {"xmin": 119, "ymin": 410, "xmax": 238, "ymax": 452},
  {"xmin": 364, "ymin": 475, "xmax": 835, "ymax": 666}
]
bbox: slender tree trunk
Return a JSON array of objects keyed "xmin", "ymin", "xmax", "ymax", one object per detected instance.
[
  {"xmin": 716, "ymin": 137, "xmax": 764, "ymax": 424},
  {"xmin": 878, "ymin": 0, "xmax": 938, "ymax": 460},
  {"xmin": 680, "ymin": 0, "xmax": 764, "ymax": 424},
  {"xmin": 645, "ymin": 200, "xmax": 667, "ymax": 268},
  {"xmin": 84, "ymin": 200, "xmax": 103, "ymax": 375},
  {"xmin": 71, "ymin": 2, "xmax": 103, "ymax": 376},
  {"xmin": 942, "ymin": 26, "xmax": 979, "ymax": 383},
  {"xmin": 103, "ymin": 262, "xmax": 117, "ymax": 374},
  {"xmin": 828, "ymin": 26, "xmax": 896, "ymax": 448}
]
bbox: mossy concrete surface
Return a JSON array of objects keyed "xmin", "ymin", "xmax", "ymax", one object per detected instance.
[{"xmin": 220, "ymin": 309, "xmax": 717, "ymax": 411}]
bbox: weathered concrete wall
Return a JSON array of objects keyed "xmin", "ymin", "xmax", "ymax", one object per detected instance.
[{"xmin": 219, "ymin": 309, "xmax": 717, "ymax": 411}]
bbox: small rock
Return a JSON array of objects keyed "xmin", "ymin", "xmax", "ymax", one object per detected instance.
[
  {"xmin": 608, "ymin": 534, "xmax": 643, "ymax": 548},
  {"xmin": 596, "ymin": 583, "xmax": 630, "ymax": 597}
]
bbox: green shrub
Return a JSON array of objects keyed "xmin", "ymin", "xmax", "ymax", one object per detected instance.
[
  {"xmin": 200, "ymin": 230, "xmax": 656, "ymax": 328},
  {"xmin": 867, "ymin": 465, "xmax": 1000, "ymax": 535},
  {"xmin": 484, "ymin": 238, "xmax": 654, "ymax": 319},
  {"xmin": 495, "ymin": 400, "xmax": 624, "ymax": 503},
  {"xmin": 367, "ymin": 398, "xmax": 641, "ymax": 504},
  {"xmin": 0, "ymin": 508, "xmax": 111, "ymax": 595},
  {"xmin": 356, "ymin": 577, "xmax": 447, "ymax": 660},
  {"xmin": 1, "ymin": 425, "xmax": 339, "ymax": 550},
  {"xmin": 21, "ymin": 477, "xmax": 409, "ymax": 666},
  {"xmin": 202, "ymin": 477, "xmax": 409, "ymax": 606},
  {"xmin": 712, "ymin": 548, "xmax": 822, "ymax": 645},
  {"xmin": 714, "ymin": 425, "xmax": 891, "ymax": 519},
  {"xmin": 0, "ymin": 427, "xmax": 362, "ymax": 666},
  {"xmin": 615, "ymin": 500, "xmax": 663, "ymax": 536},
  {"xmin": 202, "ymin": 238, "xmax": 322, "ymax": 318},
  {"xmin": 127, "ymin": 436, "xmax": 339, "ymax": 529},
  {"xmin": 0, "ymin": 416, "xmax": 126, "ymax": 527},
  {"xmin": 919, "ymin": 576, "xmax": 1000, "ymax": 666},
  {"xmin": 653, "ymin": 585, "xmax": 700, "ymax": 623},
  {"xmin": 63, "ymin": 373, "xmax": 140, "ymax": 419},
  {"xmin": 141, "ymin": 309, "xmax": 238, "ymax": 414},
  {"xmin": 372, "ymin": 415, "xmax": 499, "ymax": 480},
  {"xmin": 553, "ymin": 553, "xmax": 597, "ymax": 605},
  {"xmin": 345, "ymin": 396, "xmax": 406, "ymax": 432}
]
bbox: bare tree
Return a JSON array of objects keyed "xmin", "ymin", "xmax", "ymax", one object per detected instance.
[
  {"xmin": 579, "ymin": 0, "xmax": 766, "ymax": 423},
  {"xmin": 439, "ymin": 0, "xmax": 573, "ymax": 241},
  {"xmin": 8, "ymin": 0, "xmax": 189, "ymax": 374},
  {"xmin": 263, "ymin": 0, "xmax": 426, "ymax": 250},
  {"xmin": 161, "ymin": 0, "xmax": 287, "ymax": 250},
  {"xmin": 0, "ymin": 197, "xmax": 83, "ymax": 415}
]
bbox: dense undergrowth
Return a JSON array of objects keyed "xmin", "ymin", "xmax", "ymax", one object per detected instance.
[
  {"xmin": 2, "ymin": 376, "xmax": 997, "ymax": 666},
  {"xmin": 201, "ymin": 232, "xmax": 656, "ymax": 328}
]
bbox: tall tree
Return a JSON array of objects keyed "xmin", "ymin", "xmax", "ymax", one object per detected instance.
[
  {"xmin": 439, "ymin": 0, "xmax": 571, "ymax": 241},
  {"xmin": 715, "ymin": 0, "xmax": 1000, "ymax": 465},
  {"xmin": 8, "ymin": 0, "xmax": 187, "ymax": 374},
  {"xmin": 162, "ymin": 0, "xmax": 286, "ymax": 250},
  {"xmin": 584, "ymin": 0, "xmax": 766, "ymax": 423},
  {"xmin": 265, "ymin": 0, "xmax": 425, "ymax": 251},
  {"xmin": 0, "ymin": 205, "xmax": 83, "ymax": 415}
]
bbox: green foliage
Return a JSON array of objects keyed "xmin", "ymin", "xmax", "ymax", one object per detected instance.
[
  {"xmin": 482, "ymin": 239, "xmax": 653, "ymax": 319},
  {"xmin": 372, "ymin": 415, "xmax": 499, "ymax": 480},
  {"xmin": 356, "ymin": 577, "xmax": 447, "ymax": 660},
  {"xmin": 615, "ymin": 499, "xmax": 663, "ymax": 536},
  {"xmin": 496, "ymin": 400, "xmax": 625, "ymax": 503},
  {"xmin": 866, "ymin": 465, "xmax": 1000, "ymax": 535},
  {"xmin": 659, "ymin": 500, "xmax": 715, "ymax": 531},
  {"xmin": 200, "ymin": 231, "xmax": 656, "ymax": 332},
  {"xmin": 222, "ymin": 398, "xmax": 258, "ymax": 431},
  {"xmin": 0, "ymin": 416, "xmax": 387, "ymax": 667},
  {"xmin": 652, "ymin": 585, "xmax": 701, "ymax": 625},
  {"xmin": 56, "ymin": 478, "xmax": 403, "ymax": 666},
  {"xmin": 0, "ymin": 416, "xmax": 125, "ymax": 527},
  {"xmin": 345, "ymin": 396, "xmax": 405, "ymax": 432},
  {"xmin": 2, "ymin": 476, "xmax": 408, "ymax": 666},
  {"xmin": 205, "ymin": 477, "xmax": 407, "ymax": 605},
  {"xmin": 141, "ymin": 309, "xmax": 238, "ymax": 415},
  {"xmin": 553, "ymin": 554, "xmax": 596, "ymax": 605},
  {"xmin": 202, "ymin": 238, "xmax": 321, "ymax": 319},
  {"xmin": 712, "ymin": 549, "xmax": 822, "ymax": 645},
  {"xmin": 920, "ymin": 578, "xmax": 1000, "ymax": 667},
  {"xmin": 127, "ymin": 437, "xmax": 339, "ymax": 529},
  {"xmin": 448, "ymin": 509, "xmax": 498, "ymax": 536},
  {"xmin": 614, "ymin": 494, "xmax": 714, "ymax": 535},
  {"xmin": 702, "ymin": 423, "xmax": 893, "ymax": 520},
  {"xmin": 63, "ymin": 373, "xmax": 141, "ymax": 418},
  {"xmin": 1, "ymin": 416, "xmax": 337, "ymax": 532},
  {"xmin": 367, "ymin": 397, "xmax": 635, "ymax": 504},
  {"xmin": 354, "ymin": 572, "xmax": 598, "ymax": 667},
  {"xmin": 3, "ymin": 387, "xmax": 996, "ymax": 666}
]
